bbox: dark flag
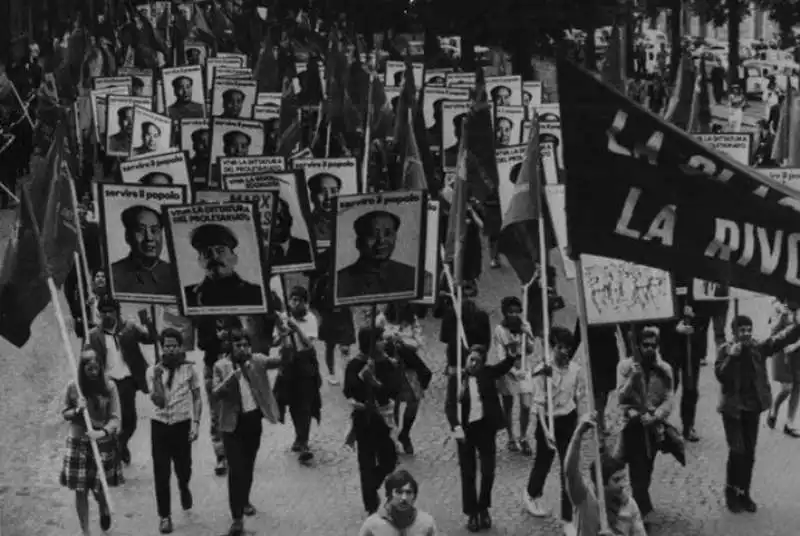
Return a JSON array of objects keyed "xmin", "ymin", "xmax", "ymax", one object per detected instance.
[{"xmin": 558, "ymin": 58, "xmax": 800, "ymax": 301}]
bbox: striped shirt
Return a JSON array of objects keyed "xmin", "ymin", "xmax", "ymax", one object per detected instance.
[{"xmin": 146, "ymin": 363, "xmax": 200, "ymax": 425}]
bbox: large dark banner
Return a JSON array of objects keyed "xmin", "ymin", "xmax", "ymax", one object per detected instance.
[{"xmin": 557, "ymin": 59, "xmax": 800, "ymax": 302}]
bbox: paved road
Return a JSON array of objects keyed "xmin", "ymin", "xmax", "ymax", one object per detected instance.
[{"xmin": 2, "ymin": 241, "xmax": 800, "ymax": 536}]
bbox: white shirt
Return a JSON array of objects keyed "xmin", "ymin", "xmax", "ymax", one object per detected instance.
[
  {"xmin": 467, "ymin": 376, "xmax": 483, "ymax": 423},
  {"xmin": 145, "ymin": 363, "xmax": 199, "ymax": 425},
  {"xmin": 238, "ymin": 371, "xmax": 258, "ymax": 413},
  {"xmin": 291, "ymin": 313, "xmax": 319, "ymax": 350},
  {"xmin": 104, "ymin": 334, "xmax": 131, "ymax": 380}
]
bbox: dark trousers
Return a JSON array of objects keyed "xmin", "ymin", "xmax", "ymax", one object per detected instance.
[
  {"xmin": 527, "ymin": 411, "xmax": 578, "ymax": 521},
  {"xmin": 222, "ymin": 410, "xmax": 263, "ymax": 520},
  {"xmin": 355, "ymin": 416, "xmax": 397, "ymax": 514},
  {"xmin": 622, "ymin": 420, "xmax": 656, "ymax": 516},
  {"xmin": 722, "ymin": 411, "xmax": 760, "ymax": 495},
  {"xmin": 456, "ymin": 419, "xmax": 497, "ymax": 516},
  {"xmin": 289, "ymin": 398, "xmax": 313, "ymax": 446},
  {"xmin": 114, "ymin": 377, "xmax": 138, "ymax": 450},
  {"xmin": 151, "ymin": 420, "xmax": 192, "ymax": 518},
  {"xmin": 673, "ymin": 325, "xmax": 706, "ymax": 432}
]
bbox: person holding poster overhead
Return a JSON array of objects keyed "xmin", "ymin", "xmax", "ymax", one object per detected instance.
[{"xmin": 184, "ymin": 224, "xmax": 264, "ymax": 308}]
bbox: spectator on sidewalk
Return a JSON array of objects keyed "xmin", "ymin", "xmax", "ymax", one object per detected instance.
[{"xmin": 357, "ymin": 469, "xmax": 438, "ymax": 536}]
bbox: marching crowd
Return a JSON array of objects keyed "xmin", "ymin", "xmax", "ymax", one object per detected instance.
[{"xmin": 2, "ymin": 5, "xmax": 800, "ymax": 536}]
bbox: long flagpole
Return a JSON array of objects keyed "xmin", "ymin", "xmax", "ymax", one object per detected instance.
[
  {"xmin": 361, "ymin": 71, "xmax": 375, "ymax": 193},
  {"xmin": 74, "ymin": 251, "xmax": 91, "ymax": 344},
  {"xmin": 573, "ymin": 255, "xmax": 610, "ymax": 533},
  {"xmin": 67, "ymin": 169, "xmax": 93, "ymax": 311}
]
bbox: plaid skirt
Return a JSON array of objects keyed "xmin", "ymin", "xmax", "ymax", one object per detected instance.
[{"xmin": 59, "ymin": 435, "xmax": 121, "ymax": 493}]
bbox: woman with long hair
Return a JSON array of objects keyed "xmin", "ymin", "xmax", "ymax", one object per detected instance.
[{"xmin": 60, "ymin": 348, "xmax": 122, "ymax": 535}]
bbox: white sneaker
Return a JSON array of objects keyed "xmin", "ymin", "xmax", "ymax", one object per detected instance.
[
  {"xmin": 523, "ymin": 493, "xmax": 549, "ymax": 517},
  {"xmin": 563, "ymin": 520, "xmax": 577, "ymax": 536}
]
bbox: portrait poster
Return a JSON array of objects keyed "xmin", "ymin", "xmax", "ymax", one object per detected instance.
[
  {"xmin": 130, "ymin": 107, "xmax": 174, "ymax": 158},
  {"xmin": 99, "ymin": 183, "xmax": 188, "ymax": 304},
  {"xmin": 161, "ymin": 65, "xmax": 206, "ymax": 120},
  {"xmin": 423, "ymin": 87, "xmax": 467, "ymax": 140},
  {"xmin": 120, "ymin": 149, "xmax": 191, "ymax": 186},
  {"xmin": 211, "ymin": 78, "xmax": 257, "ymax": 119},
  {"xmin": 446, "ymin": 72, "xmax": 475, "ymax": 88},
  {"xmin": 493, "ymin": 105, "xmax": 525, "ymax": 147},
  {"xmin": 486, "ymin": 75, "xmax": 522, "ymax": 107},
  {"xmin": 288, "ymin": 148, "xmax": 313, "ymax": 169},
  {"xmin": 183, "ymin": 41, "xmax": 208, "ymax": 66},
  {"xmin": 253, "ymin": 104, "xmax": 280, "ymax": 122},
  {"xmin": 164, "ymin": 202, "xmax": 269, "ymax": 316},
  {"xmin": 384, "ymin": 60, "xmax": 425, "ymax": 89},
  {"xmin": 411, "ymin": 199, "xmax": 441, "ymax": 305},
  {"xmin": 759, "ymin": 168, "xmax": 800, "ymax": 191},
  {"xmin": 216, "ymin": 52, "xmax": 248, "ymax": 65},
  {"xmin": 540, "ymin": 119, "xmax": 563, "ymax": 181},
  {"xmin": 194, "ymin": 189, "xmax": 278, "ymax": 277},
  {"xmin": 439, "ymin": 35, "xmax": 462, "ymax": 59},
  {"xmin": 496, "ymin": 144, "xmax": 527, "ymax": 221},
  {"xmin": 91, "ymin": 86, "xmax": 129, "ymax": 145},
  {"xmin": 332, "ymin": 190, "xmax": 427, "ymax": 306},
  {"xmin": 219, "ymin": 156, "xmax": 285, "ymax": 177},
  {"xmin": 523, "ymin": 81, "xmax": 543, "ymax": 118},
  {"xmin": 441, "ymin": 100, "xmax": 471, "ymax": 170},
  {"xmin": 580, "ymin": 253, "xmax": 676, "ymax": 326},
  {"xmin": 105, "ymin": 95, "xmax": 152, "ymax": 158},
  {"xmin": 206, "ymin": 57, "xmax": 245, "ymax": 91},
  {"xmin": 293, "ymin": 157, "xmax": 359, "ymax": 249},
  {"xmin": 118, "ymin": 67, "xmax": 155, "ymax": 97},
  {"xmin": 535, "ymin": 103, "xmax": 560, "ymax": 121},
  {"xmin": 544, "ymin": 185, "xmax": 576, "ymax": 279},
  {"xmin": 179, "ymin": 118, "xmax": 211, "ymax": 185},
  {"xmin": 93, "ymin": 76, "xmax": 132, "ymax": 93},
  {"xmin": 424, "ymin": 68, "xmax": 451, "ymax": 87},
  {"xmin": 153, "ymin": 304, "xmax": 196, "ymax": 352},
  {"xmin": 256, "ymin": 92, "xmax": 282, "ymax": 107},
  {"xmin": 214, "ymin": 67, "xmax": 253, "ymax": 80},
  {"xmin": 208, "ymin": 118, "xmax": 266, "ymax": 181},
  {"xmin": 694, "ymin": 132, "xmax": 753, "ymax": 166},
  {"xmin": 225, "ymin": 171, "xmax": 317, "ymax": 274}
]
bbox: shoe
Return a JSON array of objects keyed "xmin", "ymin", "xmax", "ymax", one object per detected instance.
[
  {"xmin": 243, "ymin": 504, "xmax": 256, "ymax": 516},
  {"xmin": 478, "ymin": 510, "xmax": 492, "ymax": 530},
  {"xmin": 299, "ymin": 447, "xmax": 314, "ymax": 463},
  {"xmin": 99, "ymin": 508, "xmax": 111, "ymax": 531},
  {"xmin": 291, "ymin": 441, "xmax": 303, "ymax": 452},
  {"xmin": 398, "ymin": 435, "xmax": 414, "ymax": 455},
  {"xmin": 227, "ymin": 519, "xmax": 244, "ymax": 536},
  {"xmin": 466, "ymin": 514, "xmax": 480, "ymax": 532},
  {"xmin": 783, "ymin": 425, "xmax": 800, "ymax": 438},
  {"xmin": 180, "ymin": 487, "xmax": 193, "ymax": 510},
  {"xmin": 563, "ymin": 520, "xmax": 577, "ymax": 536},
  {"xmin": 519, "ymin": 438, "xmax": 533, "ymax": 456},
  {"xmin": 725, "ymin": 486, "xmax": 743, "ymax": 513},
  {"xmin": 120, "ymin": 446, "xmax": 131, "ymax": 466},
  {"xmin": 215, "ymin": 457, "xmax": 228, "ymax": 476},
  {"xmin": 507, "ymin": 439, "xmax": 519, "ymax": 452},
  {"xmin": 740, "ymin": 494, "xmax": 758, "ymax": 513},
  {"xmin": 159, "ymin": 517, "xmax": 173, "ymax": 534},
  {"xmin": 683, "ymin": 428, "xmax": 700, "ymax": 442},
  {"xmin": 524, "ymin": 493, "xmax": 549, "ymax": 517},
  {"xmin": 327, "ymin": 376, "xmax": 340, "ymax": 385},
  {"xmin": 767, "ymin": 414, "xmax": 777, "ymax": 429}
]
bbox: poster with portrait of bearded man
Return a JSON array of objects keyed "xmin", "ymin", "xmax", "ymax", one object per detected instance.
[{"xmin": 99, "ymin": 183, "xmax": 188, "ymax": 304}]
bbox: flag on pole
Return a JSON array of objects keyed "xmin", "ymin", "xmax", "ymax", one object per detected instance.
[
  {"xmin": 771, "ymin": 82, "xmax": 799, "ymax": 165},
  {"xmin": 664, "ymin": 52, "xmax": 696, "ymax": 130},
  {"xmin": 464, "ymin": 68, "xmax": 499, "ymax": 205},
  {"xmin": 445, "ymin": 124, "xmax": 469, "ymax": 284}
]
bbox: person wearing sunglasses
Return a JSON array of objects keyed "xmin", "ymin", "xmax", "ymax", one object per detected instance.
[{"xmin": 616, "ymin": 325, "xmax": 674, "ymax": 525}]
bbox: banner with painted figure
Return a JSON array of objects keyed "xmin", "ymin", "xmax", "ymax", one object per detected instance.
[
  {"xmin": 441, "ymin": 101, "xmax": 471, "ymax": 170},
  {"xmin": 211, "ymin": 78, "xmax": 257, "ymax": 119},
  {"xmin": 486, "ymin": 75, "xmax": 523, "ymax": 106},
  {"xmin": 130, "ymin": 107, "xmax": 174, "ymax": 158},
  {"xmin": 162, "ymin": 66, "xmax": 206, "ymax": 121},
  {"xmin": 105, "ymin": 95, "xmax": 152, "ymax": 158},
  {"xmin": 91, "ymin": 86, "xmax": 129, "ymax": 144},
  {"xmin": 118, "ymin": 67, "xmax": 155, "ymax": 97},
  {"xmin": 411, "ymin": 200, "xmax": 441, "ymax": 305},
  {"xmin": 493, "ymin": 106, "xmax": 525, "ymax": 148}
]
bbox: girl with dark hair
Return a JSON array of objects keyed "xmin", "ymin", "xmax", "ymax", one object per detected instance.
[{"xmin": 60, "ymin": 349, "xmax": 121, "ymax": 535}]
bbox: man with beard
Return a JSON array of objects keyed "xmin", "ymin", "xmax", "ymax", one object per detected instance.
[
  {"xmin": 108, "ymin": 106, "xmax": 134, "ymax": 155},
  {"xmin": 132, "ymin": 121, "xmax": 162, "ymax": 156},
  {"xmin": 270, "ymin": 196, "xmax": 313, "ymax": 267},
  {"xmin": 167, "ymin": 76, "xmax": 205, "ymax": 120},
  {"xmin": 86, "ymin": 297, "xmax": 156, "ymax": 467},
  {"xmin": 221, "ymin": 88, "xmax": 246, "ymax": 118},
  {"xmin": 357, "ymin": 470, "xmax": 438, "ymax": 535},
  {"xmin": 184, "ymin": 224, "xmax": 264, "ymax": 308},
  {"xmin": 189, "ymin": 127, "xmax": 210, "ymax": 182},
  {"xmin": 307, "ymin": 172, "xmax": 341, "ymax": 244},
  {"xmin": 146, "ymin": 328, "xmax": 201, "ymax": 534},
  {"xmin": 111, "ymin": 205, "xmax": 177, "ymax": 297},
  {"xmin": 337, "ymin": 210, "xmax": 424, "ymax": 300}
]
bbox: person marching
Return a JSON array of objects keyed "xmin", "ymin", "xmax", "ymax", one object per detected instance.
[
  {"xmin": 60, "ymin": 349, "xmax": 120, "ymax": 536},
  {"xmin": 492, "ymin": 296, "xmax": 536, "ymax": 455},
  {"xmin": 212, "ymin": 327, "xmax": 283, "ymax": 536},
  {"xmin": 766, "ymin": 301, "xmax": 800, "ymax": 438},
  {"xmin": 358, "ymin": 469, "xmax": 438, "ymax": 536},
  {"xmin": 715, "ymin": 315, "xmax": 800, "ymax": 513},
  {"xmin": 524, "ymin": 327, "xmax": 587, "ymax": 536},
  {"xmin": 146, "ymin": 328, "xmax": 202, "ymax": 534},
  {"xmin": 445, "ymin": 344, "xmax": 518, "ymax": 533}
]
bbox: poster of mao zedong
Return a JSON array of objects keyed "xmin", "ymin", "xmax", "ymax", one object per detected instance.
[
  {"xmin": 164, "ymin": 202, "xmax": 269, "ymax": 317},
  {"xmin": 99, "ymin": 183, "xmax": 188, "ymax": 304},
  {"xmin": 332, "ymin": 191, "xmax": 427, "ymax": 307}
]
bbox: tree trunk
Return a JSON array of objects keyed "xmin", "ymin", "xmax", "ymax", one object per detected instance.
[
  {"xmin": 584, "ymin": 24, "xmax": 597, "ymax": 71},
  {"xmin": 726, "ymin": 0, "xmax": 740, "ymax": 87},
  {"xmin": 668, "ymin": 2, "xmax": 682, "ymax": 85}
]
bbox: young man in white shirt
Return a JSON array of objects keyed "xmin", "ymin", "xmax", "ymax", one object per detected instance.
[{"xmin": 146, "ymin": 328, "xmax": 202, "ymax": 534}]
